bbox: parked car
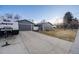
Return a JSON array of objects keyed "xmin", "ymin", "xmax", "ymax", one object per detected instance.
[{"xmin": 33, "ymin": 25, "xmax": 39, "ymax": 31}]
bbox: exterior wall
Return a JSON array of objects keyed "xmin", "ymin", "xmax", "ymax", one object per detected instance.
[
  {"xmin": 18, "ymin": 21, "xmax": 34, "ymax": 31},
  {"xmin": 43, "ymin": 23, "xmax": 53, "ymax": 31},
  {"xmin": 38, "ymin": 22, "xmax": 53, "ymax": 31}
]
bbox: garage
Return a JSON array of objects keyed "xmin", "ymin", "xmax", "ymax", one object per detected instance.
[
  {"xmin": 18, "ymin": 20, "xmax": 34, "ymax": 31},
  {"xmin": 19, "ymin": 24, "xmax": 32, "ymax": 31}
]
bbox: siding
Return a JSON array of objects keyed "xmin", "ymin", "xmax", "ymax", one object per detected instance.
[{"xmin": 18, "ymin": 20, "xmax": 34, "ymax": 31}]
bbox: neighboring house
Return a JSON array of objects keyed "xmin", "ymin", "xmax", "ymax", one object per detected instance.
[
  {"xmin": 18, "ymin": 19, "xmax": 34, "ymax": 31},
  {"xmin": 37, "ymin": 22, "xmax": 56, "ymax": 31}
]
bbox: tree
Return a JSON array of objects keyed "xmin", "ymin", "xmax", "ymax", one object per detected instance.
[
  {"xmin": 72, "ymin": 18, "xmax": 78, "ymax": 29},
  {"xmin": 14, "ymin": 15, "xmax": 20, "ymax": 19},
  {"xmin": 41, "ymin": 19, "xmax": 46, "ymax": 23},
  {"xmin": 63, "ymin": 12, "xmax": 74, "ymax": 29},
  {"xmin": 64, "ymin": 12, "xmax": 73, "ymax": 23},
  {"xmin": 5, "ymin": 13, "xmax": 13, "ymax": 19}
]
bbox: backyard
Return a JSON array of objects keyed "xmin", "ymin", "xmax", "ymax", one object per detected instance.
[{"xmin": 39, "ymin": 29, "xmax": 78, "ymax": 42}]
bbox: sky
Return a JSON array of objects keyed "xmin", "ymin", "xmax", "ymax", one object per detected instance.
[{"xmin": 0, "ymin": 5, "xmax": 79, "ymax": 24}]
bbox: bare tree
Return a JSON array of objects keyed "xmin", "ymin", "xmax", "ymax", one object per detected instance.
[
  {"xmin": 5, "ymin": 13, "xmax": 13, "ymax": 19},
  {"xmin": 14, "ymin": 14, "xmax": 20, "ymax": 21}
]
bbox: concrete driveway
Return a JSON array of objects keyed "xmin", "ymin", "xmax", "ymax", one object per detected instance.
[{"xmin": 0, "ymin": 31, "xmax": 73, "ymax": 54}]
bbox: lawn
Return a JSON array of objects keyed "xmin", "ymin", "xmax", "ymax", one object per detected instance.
[{"xmin": 40, "ymin": 29, "xmax": 78, "ymax": 42}]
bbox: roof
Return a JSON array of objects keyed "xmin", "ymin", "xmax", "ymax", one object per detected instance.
[
  {"xmin": 37, "ymin": 22, "xmax": 54, "ymax": 26},
  {"xmin": 17, "ymin": 19, "xmax": 34, "ymax": 24},
  {"xmin": 48, "ymin": 22, "xmax": 54, "ymax": 26}
]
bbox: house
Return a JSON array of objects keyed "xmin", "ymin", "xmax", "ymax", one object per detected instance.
[
  {"xmin": 37, "ymin": 22, "xmax": 56, "ymax": 31},
  {"xmin": 18, "ymin": 19, "xmax": 34, "ymax": 31}
]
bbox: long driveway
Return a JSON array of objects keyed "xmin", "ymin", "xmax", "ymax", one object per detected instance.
[{"xmin": 0, "ymin": 31, "xmax": 73, "ymax": 54}]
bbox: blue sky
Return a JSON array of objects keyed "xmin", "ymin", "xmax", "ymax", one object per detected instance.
[{"xmin": 0, "ymin": 5, "xmax": 79, "ymax": 23}]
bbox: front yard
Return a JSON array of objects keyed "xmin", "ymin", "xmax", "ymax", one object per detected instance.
[{"xmin": 40, "ymin": 29, "xmax": 78, "ymax": 42}]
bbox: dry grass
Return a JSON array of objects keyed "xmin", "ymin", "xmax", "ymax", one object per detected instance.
[{"xmin": 40, "ymin": 29, "xmax": 78, "ymax": 42}]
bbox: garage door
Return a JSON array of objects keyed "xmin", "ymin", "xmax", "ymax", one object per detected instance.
[{"xmin": 19, "ymin": 24, "xmax": 32, "ymax": 31}]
